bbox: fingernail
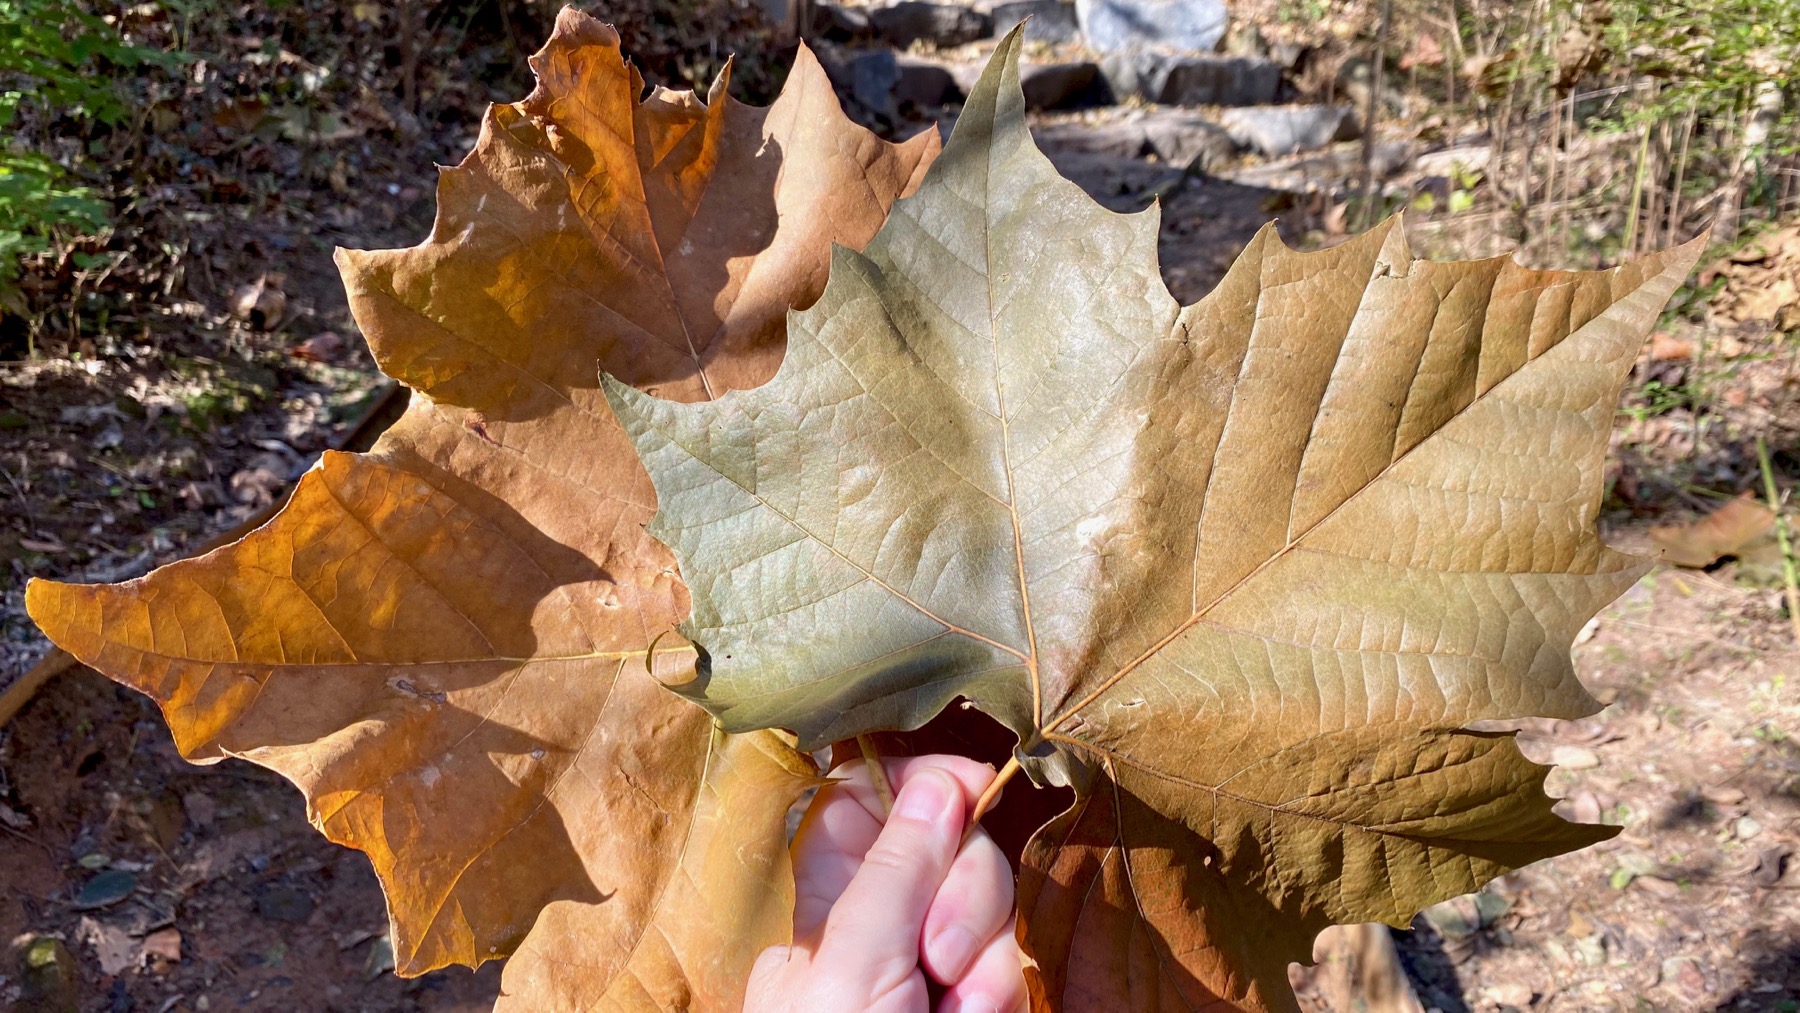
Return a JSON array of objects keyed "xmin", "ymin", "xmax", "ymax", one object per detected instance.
[
  {"xmin": 947, "ymin": 996, "xmax": 1002, "ymax": 1013},
  {"xmin": 928, "ymin": 924, "xmax": 980, "ymax": 980},
  {"xmin": 894, "ymin": 770, "xmax": 954, "ymax": 824}
]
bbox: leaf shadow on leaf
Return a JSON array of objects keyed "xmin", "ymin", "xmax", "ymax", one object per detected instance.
[
  {"xmin": 354, "ymin": 121, "xmax": 788, "ymax": 423},
  {"xmin": 28, "ymin": 425, "xmax": 705, "ymax": 972}
]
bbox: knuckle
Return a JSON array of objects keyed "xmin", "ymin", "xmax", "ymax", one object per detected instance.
[{"xmin": 861, "ymin": 831, "xmax": 933, "ymax": 873}]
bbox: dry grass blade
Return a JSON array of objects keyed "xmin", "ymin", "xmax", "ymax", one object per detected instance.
[{"xmin": 1757, "ymin": 436, "xmax": 1800, "ymax": 646}]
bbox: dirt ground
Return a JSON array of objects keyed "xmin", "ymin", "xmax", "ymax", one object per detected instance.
[{"xmin": 6, "ymin": 46, "xmax": 1800, "ymax": 1013}]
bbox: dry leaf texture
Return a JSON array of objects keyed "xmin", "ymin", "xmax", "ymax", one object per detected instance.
[
  {"xmin": 27, "ymin": 9, "xmax": 936, "ymax": 1010},
  {"xmin": 606, "ymin": 31, "xmax": 1702, "ymax": 1011}
]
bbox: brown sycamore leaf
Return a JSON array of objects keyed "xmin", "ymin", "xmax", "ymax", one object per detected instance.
[
  {"xmin": 1649, "ymin": 492, "xmax": 1777, "ymax": 568},
  {"xmin": 605, "ymin": 32, "xmax": 1701, "ymax": 1011},
  {"xmin": 27, "ymin": 9, "xmax": 935, "ymax": 1011}
]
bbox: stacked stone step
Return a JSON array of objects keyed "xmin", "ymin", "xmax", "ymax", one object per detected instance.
[{"xmin": 806, "ymin": 0, "xmax": 1364, "ymax": 165}]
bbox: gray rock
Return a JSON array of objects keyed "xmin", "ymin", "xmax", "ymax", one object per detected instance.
[
  {"xmin": 895, "ymin": 57, "xmax": 963, "ymax": 109},
  {"xmin": 992, "ymin": 0, "xmax": 1081, "ymax": 44},
  {"xmin": 869, "ymin": 2, "xmax": 993, "ymax": 48},
  {"xmin": 816, "ymin": 46, "xmax": 902, "ymax": 121},
  {"xmin": 1034, "ymin": 109, "xmax": 1234, "ymax": 170},
  {"xmin": 1140, "ymin": 111, "xmax": 1236, "ymax": 169},
  {"xmin": 1032, "ymin": 119, "xmax": 1152, "ymax": 160},
  {"xmin": 1100, "ymin": 51, "xmax": 1281, "ymax": 107},
  {"xmin": 808, "ymin": 2, "xmax": 873, "ymax": 41},
  {"xmin": 1220, "ymin": 140, "xmax": 1413, "ymax": 193},
  {"xmin": 1216, "ymin": 104, "xmax": 1358, "ymax": 157},
  {"xmin": 940, "ymin": 58, "xmax": 1107, "ymax": 110},
  {"xmin": 1076, "ymin": 0, "xmax": 1227, "ymax": 53},
  {"xmin": 1020, "ymin": 61, "xmax": 1108, "ymax": 109}
]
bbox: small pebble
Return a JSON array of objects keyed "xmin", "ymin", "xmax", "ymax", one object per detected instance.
[
  {"xmin": 1550, "ymin": 745, "xmax": 1601, "ymax": 770},
  {"xmin": 255, "ymin": 884, "xmax": 316, "ymax": 923},
  {"xmin": 1736, "ymin": 816, "xmax": 1763, "ymax": 840},
  {"xmin": 1702, "ymin": 785, "xmax": 1746, "ymax": 805},
  {"xmin": 1484, "ymin": 982, "xmax": 1534, "ymax": 1006}
]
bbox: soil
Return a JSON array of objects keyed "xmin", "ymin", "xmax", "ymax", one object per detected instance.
[
  {"xmin": 1, "ymin": 668, "xmax": 504, "ymax": 1011},
  {"xmin": 5, "ymin": 10, "xmax": 1800, "ymax": 1012}
]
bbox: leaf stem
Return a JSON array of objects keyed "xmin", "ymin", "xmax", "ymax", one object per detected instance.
[
  {"xmin": 962, "ymin": 754, "xmax": 1021, "ymax": 847},
  {"xmin": 857, "ymin": 734, "xmax": 895, "ymax": 816},
  {"xmin": 1756, "ymin": 437, "xmax": 1800, "ymax": 646}
]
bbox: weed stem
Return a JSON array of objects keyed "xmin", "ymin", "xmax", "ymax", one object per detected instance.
[{"xmin": 1756, "ymin": 437, "xmax": 1800, "ymax": 646}]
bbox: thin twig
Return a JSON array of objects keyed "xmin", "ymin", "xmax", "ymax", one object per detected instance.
[
  {"xmin": 1356, "ymin": 0, "xmax": 1393, "ymax": 231},
  {"xmin": 961, "ymin": 754, "xmax": 1020, "ymax": 848},
  {"xmin": 856, "ymin": 735, "xmax": 895, "ymax": 816},
  {"xmin": 1624, "ymin": 121, "xmax": 1652, "ymax": 254},
  {"xmin": 1757, "ymin": 436, "xmax": 1800, "ymax": 646},
  {"xmin": 0, "ymin": 651, "xmax": 78, "ymax": 728}
]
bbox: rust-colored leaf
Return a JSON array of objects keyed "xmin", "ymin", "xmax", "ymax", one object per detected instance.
[{"xmin": 27, "ymin": 9, "xmax": 935, "ymax": 1010}]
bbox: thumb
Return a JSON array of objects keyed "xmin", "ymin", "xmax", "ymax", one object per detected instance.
[
  {"xmin": 812, "ymin": 768, "xmax": 966, "ymax": 992},
  {"xmin": 744, "ymin": 944, "xmax": 794, "ymax": 999}
]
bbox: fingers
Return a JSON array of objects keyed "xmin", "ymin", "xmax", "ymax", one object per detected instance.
[
  {"xmin": 744, "ymin": 943, "xmax": 932, "ymax": 1013},
  {"xmin": 828, "ymin": 753, "xmax": 1003, "ymax": 823},
  {"xmin": 811, "ymin": 768, "xmax": 967, "ymax": 998},
  {"xmin": 774, "ymin": 753, "xmax": 1022, "ymax": 1012},
  {"xmin": 938, "ymin": 918, "xmax": 1028, "ymax": 1013},
  {"xmin": 792, "ymin": 755, "xmax": 997, "ymax": 941},
  {"xmin": 921, "ymin": 825, "xmax": 1015, "ymax": 984},
  {"xmin": 742, "ymin": 944, "xmax": 792, "ymax": 1010}
]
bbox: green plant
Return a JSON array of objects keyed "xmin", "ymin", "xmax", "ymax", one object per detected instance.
[
  {"xmin": 0, "ymin": 0, "xmax": 165, "ymax": 301},
  {"xmin": 1620, "ymin": 379, "xmax": 1698, "ymax": 421}
]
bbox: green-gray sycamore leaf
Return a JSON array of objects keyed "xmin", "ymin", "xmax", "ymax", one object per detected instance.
[{"xmin": 605, "ymin": 29, "xmax": 1701, "ymax": 1011}]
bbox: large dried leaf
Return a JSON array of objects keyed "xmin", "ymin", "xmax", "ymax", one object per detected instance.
[
  {"xmin": 605, "ymin": 32, "xmax": 1700, "ymax": 1011},
  {"xmin": 27, "ymin": 10, "xmax": 935, "ymax": 1010}
]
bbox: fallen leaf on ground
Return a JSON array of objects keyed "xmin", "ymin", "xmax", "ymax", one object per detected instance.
[
  {"xmin": 606, "ymin": 31, "xmax": 1698, "ymax": 1011},
  {"xmin": 1754, "ymin": 845, "xmax": 1791, "ymax": 886},
  {"xmin": 77, "ymin": 917, "xmax": 136, "ymax": 976},
  {"xmin": 1650, "ymin": 492, "xmax": 1777, "ymax": 568},
  {"xmin": 28, "ymin": 9, "xmax": 935, "ymax": 1010},
  {"xmin": 141, "ymin": 928, "xmax": 181, "ymax": 965},
  {"xmin": 1708, "ymin": 224, "xmax": 1800, "ymax": 328},
  {"xmin": 229, "ymin": 273, "xmax": 286, "ymax": 330},
  {"xmin": 289, "ymin": 330, "xmax": 345, "ymax": 362},
  {"xmin": 1648, "ymin": 330, "xmax": 1694, "ymax": 360}
]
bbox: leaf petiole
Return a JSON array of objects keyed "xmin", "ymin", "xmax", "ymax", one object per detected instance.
[
  {"xmin": 963, "ymin": 754, "xmax": 1021, "ymax": 848},
  {"xmin": 857, "ymin": 734, "xmax": 896, "ymax": 816}
]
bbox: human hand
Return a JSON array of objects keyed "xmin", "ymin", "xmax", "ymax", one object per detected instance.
[{"xmin": 744, "ymin": 754, "xmax": 1027, "ymax": 1013}]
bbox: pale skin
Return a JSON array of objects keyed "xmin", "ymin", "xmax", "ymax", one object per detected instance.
[{"xmin": 745, "ymin": 755, "xmax": 1029, "ymax": 1013}]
